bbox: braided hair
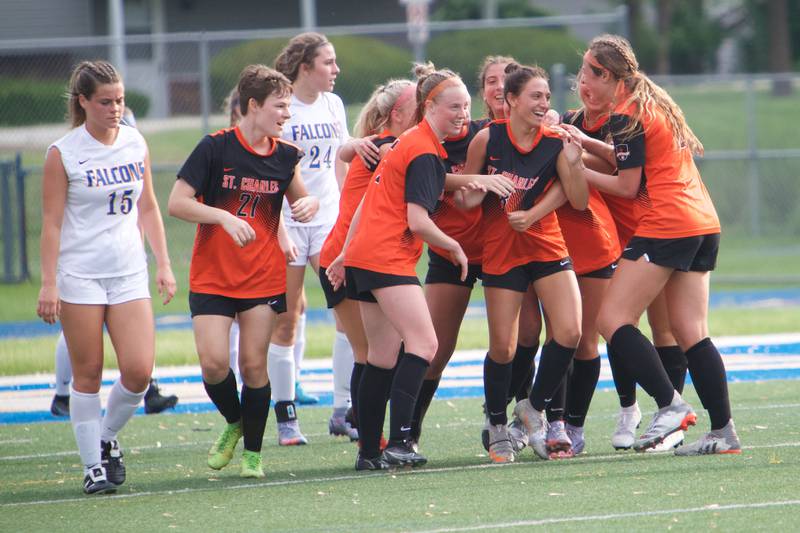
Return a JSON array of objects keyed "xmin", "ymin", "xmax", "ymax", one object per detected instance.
[{"xmin": 67, "ymin": 60, "xmax": 120, "ymax": 127}]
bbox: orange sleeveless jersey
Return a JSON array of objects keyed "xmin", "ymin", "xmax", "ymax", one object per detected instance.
[
  {"xmin": 613, "ymin": 103, "xmax": 720, "ymax": 239},
  {"xmin": 556, "ymin": 110, "xmax": 621, "ymax": 273},
  {"xmin": 481, "ymin": 120, "xmax": 569, "ymax": 276},
  {"xmin": 319, "ymin": 131, "xmax": 396, "ymax": 269},
  {"xmin": 345, "ymin": 119, "xmax": 447, "ymax": 276},
  {"xmin": 429, "ymin": 119, "xmax": 488, "ymax": 264},
  {"xmin": 178, "ymin": 127, "xmax": 302, "ymax": 298}
]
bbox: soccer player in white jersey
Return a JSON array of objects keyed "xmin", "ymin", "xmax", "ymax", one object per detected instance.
[
  {"xmin": 37, "ymin": 60, "xmax": 176, "ymax": 495},
  {"xmin": 272, "ymin": 33, "xmax": 379, "ymax": 444}
]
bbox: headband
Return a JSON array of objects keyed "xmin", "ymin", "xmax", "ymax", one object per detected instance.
[
  {"xmin": 584, "ymin": 50, "xmax": 609, "ymax": 73},
  {"xmin": 424, "ymin": 77, "xmax": 463, "ymax": 105},
  {"xmin": 391, "ymin": 84, "xmax": 416, "ymax": 115}
]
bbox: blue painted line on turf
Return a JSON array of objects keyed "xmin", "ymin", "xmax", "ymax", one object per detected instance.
[
  {"xmin": 2, "ymin": 287, "xmax": 800, "ymax": 339},
  {"xmin": 2, "ymin": 342, "xmax": 800, "ymax": 393},
  {"xmin": 3, "ymin": 367, "xmax": 800, "ymax": 425}
]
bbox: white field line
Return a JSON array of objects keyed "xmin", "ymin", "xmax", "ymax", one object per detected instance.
[
  {"xmin": 415, "ymin": 500, "xmax": 800, "ymax": 532},
  {"xmin": 2, "ymin": 441, "xmax": 799, "ymax": 508},
  {"xmin": 2, "ymin": 400, "xmax": 799, "ymax": 461}
]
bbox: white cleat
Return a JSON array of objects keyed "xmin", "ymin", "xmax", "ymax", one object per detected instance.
[
  {"xmin": 611, "ymin": 402, "xmax": 642, "ymax": 450},
  {"xmin": 633, "ymin": 392, "xmax": 696, "ymax": 452},
  {"xmin": 512, "ymin": 399, "xmax": 549, "ymax": 460}
]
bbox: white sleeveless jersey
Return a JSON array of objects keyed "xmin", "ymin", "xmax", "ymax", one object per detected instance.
[
  {"xmin": 281, "ymin": 91, "xmax": 349, "ymax": 227},
  {"xmin": 51, "ymin": 123, "xmax": 148, "ymax": 278}
]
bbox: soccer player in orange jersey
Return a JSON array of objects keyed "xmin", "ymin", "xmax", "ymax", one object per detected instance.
[{"xmin": 578, "ymin": 35, "xmax": 740, "ymax": 455}]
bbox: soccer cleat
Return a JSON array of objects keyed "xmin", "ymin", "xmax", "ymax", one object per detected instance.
[
  {"xmin": 487, "ymin": 424, "xmax": 516, "ymax": 464},
  {"xmin": 277, "ymin": 420, "xmax": 308, "ymax": 446},
  {"xmin": 329, "ymin": 408, "xmax": 359, "ymax": 441},
  {"xmin": 381, "ymin": 440, "xmax": 428, "ymax": 467},
  {"xmin": 633, "ymin": 393, "xmax": 696, "ymax": 452},
  {"xmin": 208, "ymin": 421, "xmax": 242, "ymax": 469},
  {"xmin": 675, "ymin": 420, "xmax": 741, "ymax": 456},
  {"xmin": 508, "ymin": 417, "xmax": 529, "ymax": 452},
  {"xmin": 101, "ymin": 439, "xmax": 126, "ymax": 485},
  {"xmin": 647, "ymin": 429, "xmax": 685, "ymax": 452},
  {"xmin": 355, "ymin": 453, "xmax": 390, "ymax": 471},
  {"xmin": 565, "ymin": 423, "xmax": 586, "ymax": 455},
  {"xmin": 546, "ymin": 420, "xmax": 573, "ymax": 456},
  {"xmin": 83, "ymin": 465, "xmax": 117, "ymax": 495},
  {"xmin": 50, "ymin": 394, "xmax": 70, "ymax": 417},
  {"xmin": 512, "ymin": 399, "xmax": 550, "ymax": 460},
  {"xmin": 481, "ymin": 416, "xmax": 491, "ymax": 452},
  {"xmin": 144, "ymin": 379, "xmax": 178, "ymax": 414},
  {"xmin": 294, "ymin": 382, "xmax": 319, "ymax": 405},
  {"xmin": 612, "ymin": 402, "xmax": 642, "ymax": 450},
  {"xmin": 240, "ymin": 450, "xmax": 265, "ymax": 478}
]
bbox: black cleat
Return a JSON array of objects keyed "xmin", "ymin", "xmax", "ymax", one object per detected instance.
[
  {"xmin": 83, "ymin": 466, "xmax": 117, "ymax": 495},
  {"xmin": 355, "ymin": 453, "xmax": 390, "ymax": 471},
  {"xmin": 144, "ymin": 379, "xmax": 178, "ymax": 414},
  {"xmin": 50, "ymin": 394, "xmax": 70, "ymax": 417},
  {"xmin": 101, "ymin": 439, "xmax": 126, "ymax": 485},
  {"xmin": 381, "ymin": 440, "xmax": 428, "ymax": 467}
]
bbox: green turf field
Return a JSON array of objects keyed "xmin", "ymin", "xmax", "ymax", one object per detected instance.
[{"xmin": 1, "ymin": 380, "xmax": 798, "ymax": 532}]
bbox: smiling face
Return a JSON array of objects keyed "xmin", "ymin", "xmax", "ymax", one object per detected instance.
[
  {"xmin": 79, "ymin": 82, "xmax": 124, "ymax": 131},
  {"xmin": 482, "ymin": 62, "xmax": 508, "ymax": 119},
  {"xmin": 426, "ymin": 83, "xmax": 471, "ymax": 139},
  {"xmin": 507, "ymin": 76, "xmax": 551, "ymax": 129},
  {"xmin": 249, "ymin": 91, "xmax": 292, "ymax": 138},
  {"xmin": 303, "ymin": 43, "xmax": 339, "ymax": 93},
  {"xmin": 578, "ymin": 57, "xmax": 616, "ymax": 116}
]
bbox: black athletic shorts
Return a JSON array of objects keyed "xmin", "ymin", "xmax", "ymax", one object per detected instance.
[
  {"xmin": 189, "ymin": 291, "xmax": 287, "ymax": 317},
  {"xmin": 424, "ymin": 249, "xmax": 482, "ymax": 288},
  {"xmin": 580, "ymin": 261, "xmax": 617, "ymax": 279},
  {"xmin": 318, "ymin": 266, "xmax": 346, "ymax": 309},
  {"xmin": 621, "ymin": 233, "xmax": 719, "ymax": 272},
  {"xmin": 344, "ymin": 266, "xmax": 420, "ymax": 303},
  {"xmin": 482, "ymin": 257, "xmax": 574, "ymax": 292}
]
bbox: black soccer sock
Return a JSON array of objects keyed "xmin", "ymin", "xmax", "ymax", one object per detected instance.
[
  {"xmin": 546, "ymin": 369, "xmax": 568, "ymax": 423},
  {"xmin": 607, "ymin": 345, "xmax": 637, "ymax": 408},
  {"xmin": 509, "ymin": 343, "xmax": 538, "ymax": 403},
  {"xmin": 410, "ymin": 377, "xmax": 440, "ymax": 442},
  {"xmin": 203, "ymin": 369, "xmax": 241, "ymax": 424},
  {"xmin": 274, "ymin": 400, "xmax": 298, "ymax": 423},
  {"xmin": 657, "ymin": 345, "xmax": 688, "ymax": 394},
  {"xmin": 609, "ymin": 325, "xmax": 675, "ymax": 408},
  {"xmin": 565, "ymin": 357, "xmax": 601, "ymax": 428},
  {"xmin": 685, "ymin": 338, "xmax": 732, "ymax": 430},
  {"xmin": 389, "ymin": 353, "xmax": 430, "ymax": 443},
  {"xmin": 241, "ymin": 384, "xmax": 270, "ymax": 452},
  {"xmin": 349, "ymin": 362, "xmax": 366, "ymax": 429},
  {"xmin": 484, "ymin": 355, "xmax": 513, "ymax": 426},
  {"xmin": 529, "ymin": 340, "xmax": 576, "ymax": 412},
  {"xmin": 358, "ymin": 363, "xmax": 393, "ymax": 458}
]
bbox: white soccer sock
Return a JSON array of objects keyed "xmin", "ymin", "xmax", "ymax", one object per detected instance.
[
  {"xmin": 54, "ymin": 333, "xmax": 72, "ymax": 396},
  {"xmin": 70, "ymin": 387, "xmax": 102, "ymax": 471},
  {"xmin": 332, "ymin": 331, "xmax": 354, "ymax": 409},
  {"xmin": 229, "ymin": 321, "xmax": 240, "ymax": 378},
  {"xmin": 268, "ymin": 343, "xmax": 295, "ymax": 402},
  {"xmin": 100, "ymin": 380, "xmax": 146, "ymax": 442},
  {"xmin": 293, "ymin": 313, "xmax": 307, "ymax": 381}
]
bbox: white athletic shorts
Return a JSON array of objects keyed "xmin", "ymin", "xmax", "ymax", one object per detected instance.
[
  {"xmin": 286, "ymin": 223, "xmax": 334, "ymax": 267},
  {"xmin": 57, "ymin": 268, "xmax": 150, "ymax": 305}
]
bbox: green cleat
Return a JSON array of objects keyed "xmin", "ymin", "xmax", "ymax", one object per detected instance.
[
  {"xmin": 240, "ymin": 450, "xmax": 265, "ymax": 478},
  {"xmin": 207, "ymin": 421, "xmax": 242, "ymax": 470}
]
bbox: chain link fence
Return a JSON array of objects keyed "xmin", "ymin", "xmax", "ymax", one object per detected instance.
[{"xmin": 1, "ymin": 14, "xmax": 798, "ymax": 284}]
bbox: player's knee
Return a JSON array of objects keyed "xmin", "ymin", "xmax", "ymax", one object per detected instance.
[
  {"xmin": 553, "ymin": 323, "xmax": 581, "ymax": 349},
  {"xmin": 488, "ymin": 342, "xmax": 515, "ymax": 364},
  {"xmin": 202, "ymin": 359, "xmax": 232, "ymax": 383}
]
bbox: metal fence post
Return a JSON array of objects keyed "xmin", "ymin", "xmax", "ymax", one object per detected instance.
[
  {"xmin": 0, "ymin": 161, "xmax": 13, "ymax": 282},
  {"xmin": 551, "ymin": 63, "xmax": 566, "ymax": 116},
  {"xmin": 745, "ymin": 76, "xmax": 761, "ymax": 237},
  {"xmin": 15, "ymin": 153, "xmax": 28, "ymax": 281},
  {"xmin": 199, "ymin": 34, "xmax": 210, "ymax": 134}
]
